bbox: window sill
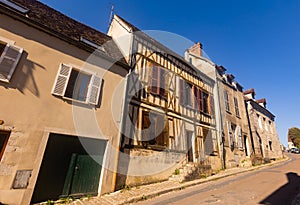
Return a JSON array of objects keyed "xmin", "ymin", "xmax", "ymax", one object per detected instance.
[{"xmin": 226, "ymin": 110, "xmax": 232, "ymax": 114}]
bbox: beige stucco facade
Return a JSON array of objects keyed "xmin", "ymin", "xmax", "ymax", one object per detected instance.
[{"xmin": 0, "ymin": 13, "xmax": 128, "ymax": 205}]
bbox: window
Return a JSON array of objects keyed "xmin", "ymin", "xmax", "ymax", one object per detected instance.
[
  {"xmin": 202, "ymin": 92, "xmax": 209, "ymax": 114},
  {"xmin": 0, "ymin": 131, "xmax": 10, "ymax": 161},
  {"xmin": 234, "ymin": 97, "xmax": 240, "ymax": 117},
  {"xmin": 180, "ymin": 79, "xmax": 192, "ymax": 106},
  {"xmin": 224, "ymin": 90, "xmax": 230, "ymax": 112},
  {"xmin": 52, "ymin": 63, "xmax": 102, "ymax": 105},
  {"xmin": 150, "ymin": 65, "xmax": 166, "ymax": 97},
  {"xmin": 257, "ymin": 114, "xmax": 263, "ymax": 129},
  {"xmin": 142, "ymin": 111, "xmax": 167, "ymax": 147},
  {"xmin": 269, "ymin": 141, "xmax": 272, "ymax": 151},
  {"xmin": 0, "ymin": 39, "xmax": 23, "ymax": 82}
]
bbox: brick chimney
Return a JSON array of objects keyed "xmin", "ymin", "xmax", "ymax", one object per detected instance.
[{"xmin": 187, "ymin": 42, "xmax": 203, "ymax": 57}]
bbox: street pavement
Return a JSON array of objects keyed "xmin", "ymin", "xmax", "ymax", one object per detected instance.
[
  {"xmin": 136, "ymin": 153, "xmax": 300, "ymax": 205},
  {"xmin": 57, "ymin": 153, "xmax": 299, "ymax": 205}
]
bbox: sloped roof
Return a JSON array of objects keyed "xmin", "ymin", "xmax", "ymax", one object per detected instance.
[
  {"xmin": 113, "ymin": 14, "xmax": 212, "ymax": 82},
  {"xmin": 0, "ymin": 0, "xmax": 126, "ymax": 64}
]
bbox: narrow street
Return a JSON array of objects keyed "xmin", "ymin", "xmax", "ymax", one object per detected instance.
[{"xmin": 136, "ymin": 153, "xmax": 300, "ymax": 205}]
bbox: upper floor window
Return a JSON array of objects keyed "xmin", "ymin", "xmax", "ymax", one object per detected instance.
[
  {"xmin": 52, "ymin": 63, "xmax": 102, "ymax": 105},
  {"xmin": 193, "ymin": 86, "xmax": 203, "ymax": 111},
  {"xmin": 234, "ymin": 97, "xmax": 240, "ymax": 117},
  {"xmin": 202, "ymin": 92, "xmax": 209, "ymax": 114},
  {"xmin": 0, "ymin": 38, "xmax": 23, "ymax": 82},
  {"xmin": 224, "ymin": 90, "xmax": 230, "ymax": 112},
  {"xmin": 150, "ymin": 65, "xmax": 166, "ymax": 97},
  {"xmin": 180, "ymin": 79, "xmax": 192, "ymax": 106}
]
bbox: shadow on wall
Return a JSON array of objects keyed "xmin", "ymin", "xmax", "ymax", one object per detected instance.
[
  {"xmin": 260, "ymin": 172, "xmax": 300, "ymax": 205},
  {"xmin": 0, "ymin": 51, "xmax": 45, "ymax": 97}
]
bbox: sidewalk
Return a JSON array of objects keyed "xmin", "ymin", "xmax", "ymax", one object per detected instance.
[{"xmin": 54, "ymin": 157, "xmax": 289, "ymax": 205}]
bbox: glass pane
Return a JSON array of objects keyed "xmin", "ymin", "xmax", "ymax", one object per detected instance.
[{"xmin": 65, "ymin": 69, "xmax": 91, "ymax": 102}]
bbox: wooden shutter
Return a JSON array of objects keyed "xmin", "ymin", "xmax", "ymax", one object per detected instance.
[
  {"xmin": 179, "ymin": 79, "xmax": 185, "ymax": 105},
  {"xmin": 210, "ymin": 96, "xmax": 215, "ymax": 116},
  {"xmin": 237, "ymin": 126, "xmax": 242, "ymax": 148},
  {"xmin": 150, "ymin": 65, "xmax": 159, "ymax": 94},
  {"xmin": 0, "ymin": 44, "xmax": 23, "ymax": 82},
  {"xmin": 52, "ymin": 63, "xmax": 72, "ymax": 96},
  {"xmin": 227, "ymin": 121, "xmax": 232, "ymax": 146},
  {"xmin": 87, "ymin": 74, "xmax": 102, "ymax": 105}
]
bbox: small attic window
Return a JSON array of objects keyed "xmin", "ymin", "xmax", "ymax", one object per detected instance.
[
  {"xmin": 80, "ymin": 37, "xmax": 104, "ymax": 51},
  {"xmin": 0, "ymin": 0, "xmax": 29, "ymax": 14}
]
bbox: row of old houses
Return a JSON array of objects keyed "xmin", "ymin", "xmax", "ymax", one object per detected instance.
[{"xmin": 0, "ymin": 0, "xmax": 283, "ymax": 204}]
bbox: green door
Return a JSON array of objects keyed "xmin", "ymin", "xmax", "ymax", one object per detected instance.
[{"xmin": 62, "ymin": 154, "xmax": 103, "ymax": 197}]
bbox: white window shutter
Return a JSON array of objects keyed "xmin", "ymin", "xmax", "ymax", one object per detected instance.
[
  {"xmin": 236, "ymin": 126, "xmax": 242, "ymax": 148},
  {"xmin": 87, "ymin": 74, "xmax": 102, "ymax": 105},
  {"xmin": 52, "ymin": 63, "xmax": 72, "ymax": 96},
  {"xmin": 227, "ymin": 121, "xmax": 231, "ymax": 145},
  {"xmin": 0, "ymin": 44, "xmax": 23, "ymax": 82}
]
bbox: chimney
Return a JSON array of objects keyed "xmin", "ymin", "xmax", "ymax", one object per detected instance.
[{"xmin": 187, "ymin": 42, "xmax": 203, "ymax": 57}]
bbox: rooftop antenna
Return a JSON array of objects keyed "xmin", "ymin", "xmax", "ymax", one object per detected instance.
[{"xmin": 107, "ymin": 3, "xmax": 114, "ymax": 32}]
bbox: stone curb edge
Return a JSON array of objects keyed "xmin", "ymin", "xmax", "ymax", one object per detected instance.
[{"xmin": 119, "ymin": 156, "xmax": 290, "ymax": 205}]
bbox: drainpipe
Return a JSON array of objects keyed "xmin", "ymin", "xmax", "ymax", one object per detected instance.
[
  {"xmin": 112, "ymin": 69, "xmax": 131, "ymax": 191},
  {"xmin": 214, "ymin": 70, "xmax": 225, "ymax": 170}
]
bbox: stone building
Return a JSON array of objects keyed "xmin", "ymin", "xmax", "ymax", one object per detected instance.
[
  {"xmin": 214, "ymin": 66, "xmax": 252, "ymax": 168},
  {"xmin": 185, "ymin": 43, "xmax": 252, "ymax": 169},
  {"xmin": 244, "ymin": 89, "xmax": 283, "ymax": 164},
  {"xmin": 108, "ymin": 15, "xmax": 222, "ymax": 188},
  {"xmin": 0, "ymin": 0, "xmax": 129, "ymax": 204}
]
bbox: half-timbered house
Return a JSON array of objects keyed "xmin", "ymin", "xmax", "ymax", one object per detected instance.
[{"xmin": 108, "ymin": 14, "xmax": 221, "ymax": 187}]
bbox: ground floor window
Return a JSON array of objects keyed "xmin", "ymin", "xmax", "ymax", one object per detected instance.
[
  {"xmin": 0, "ymin": 131, "xmax": 10, "ymax": 161},
  {"xmin": 142, "ymin": 111, "xmax": 168, "ymax": 148}
]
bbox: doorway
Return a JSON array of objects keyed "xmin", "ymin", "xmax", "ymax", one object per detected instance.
[
  {"xmin": 186, "ymin": 131, "xmax": 194, "ymax": 162},
  {"xmin": 31, "ymin": 133, "xmax": 106, "ymax": 203}
]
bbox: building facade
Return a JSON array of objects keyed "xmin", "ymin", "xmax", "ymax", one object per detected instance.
[
  {"xmin": 108, "ymin": 15, "xmax": 222, "ymax": 188},
  {"xmin": 244, "ymin": 89, "xmax": 283, "ymax": 164},
  {"xmin": 185, "ymin": 44, "xmax": 252, "ymax": 169},
  {"xmin": 0, "ymin": 0, "xmax": 128, "ymax": 204}
]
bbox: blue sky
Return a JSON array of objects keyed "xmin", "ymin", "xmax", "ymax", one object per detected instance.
[{"xmin": 40, "ymin": 0, "xmax": 300, "ymax": 146}]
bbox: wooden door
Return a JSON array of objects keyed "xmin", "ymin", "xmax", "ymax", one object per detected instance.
[{"xmin": 62, "ymin": 154, "xmax": 103, "ymax": 197}]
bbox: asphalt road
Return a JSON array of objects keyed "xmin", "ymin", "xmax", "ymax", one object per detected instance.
[{"xmin": 136, "ymin": 153, "xmax": 300, "ymax": 205}]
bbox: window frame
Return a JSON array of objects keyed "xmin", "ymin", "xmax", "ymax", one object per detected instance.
[
  {"xmin": 52, "ymin": 63, "xmax": 102, "ymax": 105},
  {"xmin": 224, "ymin": 90, "xmax": 230, "ymax": 112},
  {"xmin": 0, "ymin": 131, "xmax": 10, "ymax": 161},
  {"xmin": 234, "ymin": 97, "xmax": 240, "ymax": 117}
]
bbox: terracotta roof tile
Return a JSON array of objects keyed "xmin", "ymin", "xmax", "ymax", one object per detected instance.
[{"xmin": 3, "ymin": 0, "xmax": 126, "ymax": 64}]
